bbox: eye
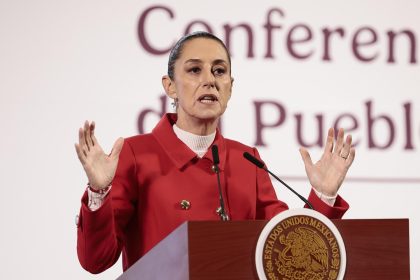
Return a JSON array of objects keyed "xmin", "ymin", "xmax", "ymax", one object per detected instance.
[
  {"xmin": 213, "ymin": 67, "xmax": 226, "ymax": 76},
  {"xmin": 188, "ymin": 67, "xmax": 201, "ymax": 74}
]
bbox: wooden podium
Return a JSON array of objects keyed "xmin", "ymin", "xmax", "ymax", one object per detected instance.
[{"xmin": 117, "ymin": 219, "xmax": 410, "ymax": 280}]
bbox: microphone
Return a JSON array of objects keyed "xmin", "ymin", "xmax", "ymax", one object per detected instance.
[
  {"xmin": 212, "ymin": 145, "xmax": 229, "ymax": 221},
  {"xmin": 243, "ymin": 152, "xmax": 314, "ymax": 210},
  {"xmin": 212, "ymin": 145, "xmax": 220, "ymax": 166}
]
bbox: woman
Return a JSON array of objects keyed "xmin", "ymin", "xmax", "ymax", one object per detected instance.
[{"xmin": 75, "ymin": 32, "xmax": 355, "ymax": 274}]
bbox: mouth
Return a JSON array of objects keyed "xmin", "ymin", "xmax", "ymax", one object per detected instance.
[{"xmin": 198, "ymin": 94, "xmax": 219, "ymax": 104}]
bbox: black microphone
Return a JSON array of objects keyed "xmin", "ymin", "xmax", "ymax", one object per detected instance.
[
  {"xmin": 212, "ymin": 145, "xmax": 229, "ymax": 221},
  {"xmin": 212, "ymin": 145, "xmax": 220, "ymax": 165},
  {"xmin": 243, "ymin": 152, "xmax": 314, "ymax": 210}
]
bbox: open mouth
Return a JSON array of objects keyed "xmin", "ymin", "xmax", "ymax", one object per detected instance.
[{"xmin": 198, "ymin": 94, "xmax": 218, "ymax": 104}]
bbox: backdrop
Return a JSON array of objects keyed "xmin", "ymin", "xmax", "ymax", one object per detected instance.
[{"xmin": 0, "ymin": 0, "xmax": 418, "ymax": 279}]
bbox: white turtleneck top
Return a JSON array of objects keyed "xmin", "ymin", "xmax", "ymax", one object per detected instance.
[{"xmin": 172, "ymin": 124, "xmax": 216, "ymax": 158}]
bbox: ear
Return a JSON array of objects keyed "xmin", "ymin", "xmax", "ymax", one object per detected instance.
[
  {"xmin": 162, "ymin": 75, "xmax": 177, "ymax": 99},
  {"xmin": 228, "ymin": 76, "xmax": 234, "ymax": 100}
]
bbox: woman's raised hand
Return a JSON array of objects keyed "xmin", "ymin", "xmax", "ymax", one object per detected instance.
[
  {"xmin": 75, "ymin": 121, "xmax": 124, "ymax": 190},
  {"xmin": 299, "ymin": 128, "xmax": 355, "ymax": 197}
]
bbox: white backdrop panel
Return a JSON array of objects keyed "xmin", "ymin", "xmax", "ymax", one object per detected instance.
[{"xmin": 0, "ymin": 0, "xmax": 418, "ymax": 279}]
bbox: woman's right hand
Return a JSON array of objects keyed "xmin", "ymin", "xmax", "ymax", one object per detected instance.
[{"xmin": 75, "ymin": 121, "xmax": 124, "ymax": 190}]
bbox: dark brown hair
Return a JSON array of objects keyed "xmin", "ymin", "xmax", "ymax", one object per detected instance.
[{"xmin": 167, "ymin": 31, "xmax": 232, "ymax": 80}]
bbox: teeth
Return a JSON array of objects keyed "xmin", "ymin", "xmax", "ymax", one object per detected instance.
[{"xmin": 200, "ymin": 95, "xmax": 217, "ymax": 102}]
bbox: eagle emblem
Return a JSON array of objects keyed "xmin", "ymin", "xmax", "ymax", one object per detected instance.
[{"xmin": 275, "ymin": 227, "xmax": 329, "ymax": 280}]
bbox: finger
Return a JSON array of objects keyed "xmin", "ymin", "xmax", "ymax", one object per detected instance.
[
  {"xmin": 89, "ymin": 121, "xmax": 97, "ymax": 145},
  {"xmin": 324, "ymin": 127, "xmax": 334, "ymax": 153},
  {"xmin": 89, "ymin": 121, "xmax": 101, "ymax": 148},
  {"xmin": 84, "ymin": 121, "xmax": 93, "ymax": 149},
  {"xmin": 299, "ymin": 148, "xmax": 313, "ymax": 170},
  {"xmin": 340, "ymin": 135, "xmax": 352, "ymax": 158},
  {"xmin": 346, "ymin": 148, "xmax": 356, "ymax": 166},
  {"xmin": 79, "ymin": 127, "xmax": 87, "ymax": 152},
  {"xmin": 333, "ymin": 128, "xmax": 345, "ymax": 155},
  {"xmin": 110, "ymin": 137, "xmax": 124, "ymax": 160},
  {"xmin": 74, "ymin": 143, "xmax": 86, "ymax": 164}
]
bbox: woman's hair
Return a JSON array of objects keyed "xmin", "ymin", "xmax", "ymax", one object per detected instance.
[{"xmin": 167, "ymin": 31, "xmax": 232, "ymax": 80}]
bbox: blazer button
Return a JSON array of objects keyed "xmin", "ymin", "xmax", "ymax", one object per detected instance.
[{"xmin": 180, "ymin": 200, "xmax": 191, "ymax": 210}]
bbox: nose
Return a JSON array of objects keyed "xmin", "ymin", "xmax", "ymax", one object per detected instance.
[{"xmin": 201, "ymin": 68, "xmax": 216, "ymax": 88}]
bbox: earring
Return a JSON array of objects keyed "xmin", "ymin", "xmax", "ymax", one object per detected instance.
[{"xmin": 171, "ymin": 98, "xmax": 178, "ymax": 109}]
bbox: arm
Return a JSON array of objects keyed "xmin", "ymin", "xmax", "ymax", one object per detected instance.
[
  {"xmin": 75, "ymin": 121, "xmax": 134, "ymax": 273},
  {"xmin": 77, "ymin": 142, "xmax": 138, "ymax": 273}
]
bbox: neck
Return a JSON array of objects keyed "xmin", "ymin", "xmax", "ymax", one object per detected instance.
[{"xmin": 175, "ymin": 115, "xmax": 219, "ymax": 135}]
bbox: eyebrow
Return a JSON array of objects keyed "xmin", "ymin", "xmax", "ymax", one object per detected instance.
[{"xmin": 184, "ymin": 59, "xmax": 228, "ymax": 65}]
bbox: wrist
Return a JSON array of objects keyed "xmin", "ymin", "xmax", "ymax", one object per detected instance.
[
  {"xmin": 88, "ymin": 182, "xmax": 111, "ymax": 194},
  {"xmin": 312, "ymin": 187, "xmax": 337, "ymax": 207},
  {"xmin": 312, "ymin": 187, "xmax": 337, "ymax": 199},
  {"xmin": 318, "ymin": 185, "xmax": 337, "ymax": 197},
  {"xmin": 87, "ymin": 184, "xmax": 112, "ymax": 211}
]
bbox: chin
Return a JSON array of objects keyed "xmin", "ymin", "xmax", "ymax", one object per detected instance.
[{"xmin": 195, "ymin": 110, "xmax": 222, "ymax": 121}]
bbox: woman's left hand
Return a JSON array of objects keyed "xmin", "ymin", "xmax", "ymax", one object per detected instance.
[{"xmin": 299, "ymin": 128, "xmax": 355, "ymax": 196}]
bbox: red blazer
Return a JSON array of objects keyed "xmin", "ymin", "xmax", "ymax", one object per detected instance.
[{"xmin": 77, "ymin": 113, "xmax": 349, "ymax": 273}]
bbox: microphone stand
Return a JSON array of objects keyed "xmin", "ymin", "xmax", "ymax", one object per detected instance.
[
  {"xmin": 212, "ymin": 145, "xmax": 229, "ymax": 221},
  {"xmin": 243, "ymin": 152, "xmax": 314, "ymax": 210}
]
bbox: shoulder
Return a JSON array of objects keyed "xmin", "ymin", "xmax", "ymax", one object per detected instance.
[
  {"xmin": 125, "ymin": 133, "xmax": 154, "ymax": 144},
  {"xmin": 123, "ymin": 133, "xmax": 158, "ymax": 152},
  {"xmin": 117, "ymin": 133, "xmax": 163, "ymax": 165}
]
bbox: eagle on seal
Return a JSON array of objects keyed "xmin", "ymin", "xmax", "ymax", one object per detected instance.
[{"xmin": 278, "ymin": 226, "xmax": 329, "ymax": 273}]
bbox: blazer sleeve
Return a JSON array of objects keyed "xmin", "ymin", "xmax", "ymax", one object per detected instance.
[
  {"xmin": 77, "ymin": 140, "xmax": 138, "ymax": 274},
  {"xmin": 306, "ymin": 189, "xmax": 349, "ymax": 219}
]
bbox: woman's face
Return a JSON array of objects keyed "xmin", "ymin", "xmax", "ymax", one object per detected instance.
[{"xmin": 165, "ymin": 38, "xmax": 233, "ymax": 126}]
